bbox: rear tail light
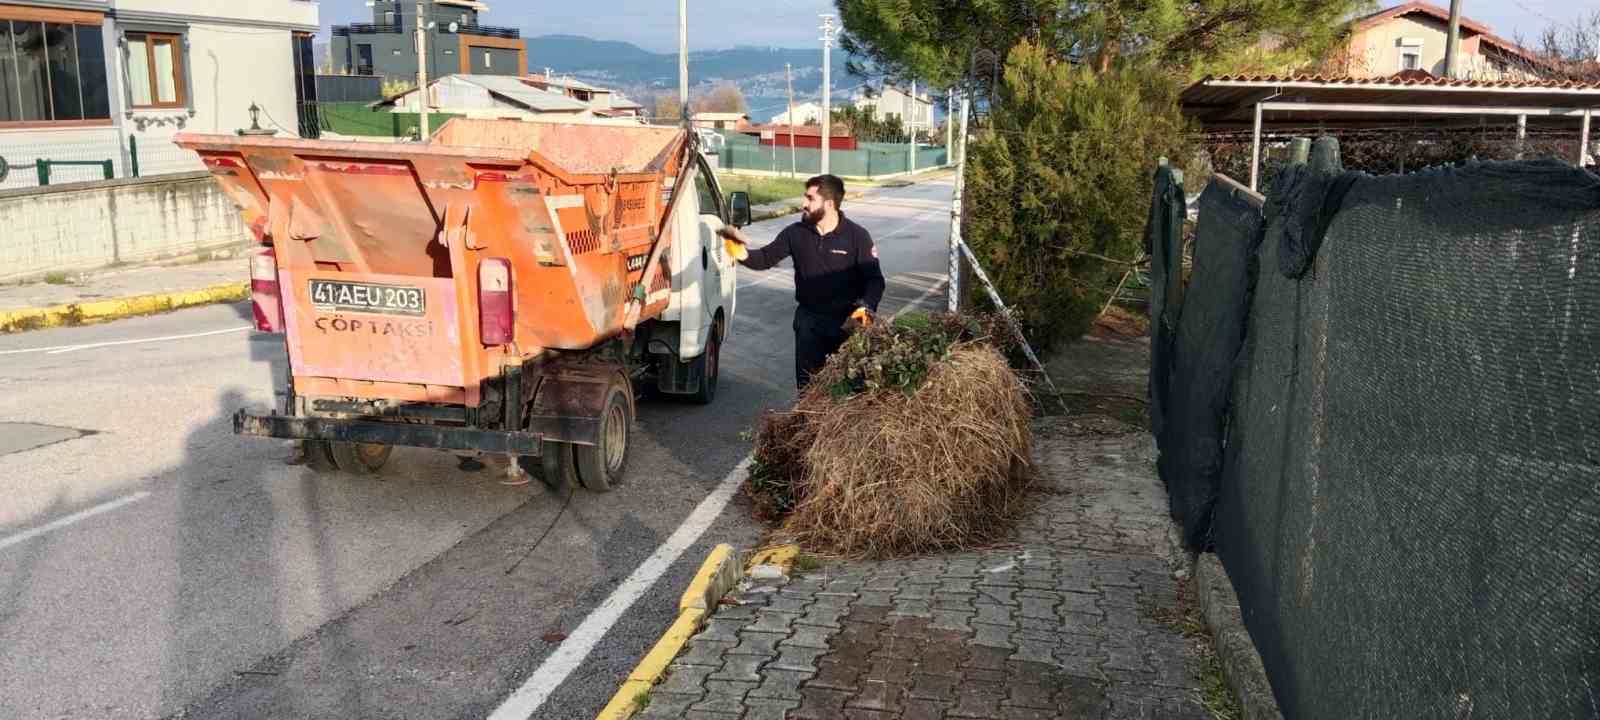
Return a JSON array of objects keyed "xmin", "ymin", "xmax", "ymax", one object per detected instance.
[
  {"xmin": 479, "ymin": 258, "xmax": 514, "ymax": 346},
  {"xmin": 249, "ymin": 247, "xmax": 284, "ymax": 333}
]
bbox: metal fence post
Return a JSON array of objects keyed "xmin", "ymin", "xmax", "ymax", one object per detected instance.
[
  {"xmin": 36, "ymin": 160, "xmax": 49, "ymax": 186},
  {"xmin": 130, "ymin": 135, "xmax": 140, "ymax": 178},
  {"xmin": 101, "ymin": 160, "xmax": 113, "ymax": 180}
]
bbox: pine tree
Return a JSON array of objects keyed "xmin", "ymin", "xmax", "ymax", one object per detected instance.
[
  {"xmin": 963, "ymin": 41, "xmax": 1190, "ymax": 352},
  {"xmin": 834, "ymin": 0, "xmax": 1372, "ymax": 84}
]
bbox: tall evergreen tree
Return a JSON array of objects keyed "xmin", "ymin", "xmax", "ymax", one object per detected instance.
[
  {"xmin": 835, "ymin": 0, "xmax": 1372, "ymax": 84},
  {"xmin": 963, "ymin": 41, "xmax": 1190, "ymax": 350}
]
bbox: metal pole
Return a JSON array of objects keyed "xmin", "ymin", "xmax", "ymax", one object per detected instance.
[
  {"xmin": 786, "ymin": 62, "xmax": 796, "ymax": 177},
  {"xmin": 1445, "ymin": 0, "xmax": 1463, "ymax": 79},
  {"xmin": 678, "ymin": 0, "xmax": 689, "ymax": 126},
  {"xmin": 129, "ymin": 134, "xmax": 140, "ymax": 178},
  {"xmin": 946, "ymin": 94, "xmax": 970, "ymax": 313},
  {"xmin": 1250, "ymin": 102, "xmax": 1263, "ymax": 191},
  {"xmin": 415, "ymin": 0, "xmax": 429, "ymax": 141},
  {"xmin": 1581, "ymin": 110, "xmax": 1592, "ymax": 167},
  {"xmin": 946, "ymin": 88, "xmax": 954, "ymax": 166},
  {"xmin": 819, "ymin": 14, "xmax": 834, "ymax": 176},
  {"xmin": 908, "ymin": 79, "xmax": 917, "ymax": 175}
]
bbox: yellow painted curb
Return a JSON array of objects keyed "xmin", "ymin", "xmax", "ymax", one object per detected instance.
[
  {"xmin": 747, "ymin": 544, "xmax": 801, "ymax": 573},
  {"xmin": 594, "ymin": 544, "xmax": 744, "ymax": 720},
  {"xmin": 679, "ymin": 543, "xmax": 740, "ymax": 613},
  {"xmin": 0, "ymin": 281, "xmax": 249, "ymax": 334}
]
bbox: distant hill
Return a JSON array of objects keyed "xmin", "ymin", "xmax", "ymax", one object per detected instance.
[{"xmin": 524, "ymin": 34, "xmax": 862, "ymax": 119}]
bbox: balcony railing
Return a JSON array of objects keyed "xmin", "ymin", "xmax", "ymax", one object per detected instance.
[
  {"xmin": 445, "ymin": 24, "xmax": 520, "ymax": 39},
  {"xmin": 333, "ymin": 24, "xmax": 402, "ymax": 36},
  {"xmin": 332, "ymin": 23, "xmax": 519, "ymax": 39}
]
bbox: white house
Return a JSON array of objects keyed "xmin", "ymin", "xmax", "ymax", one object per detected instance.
[
  {"xmin": 770, "ymin": 101, "xmax": 822, "ymax": 126},
  {"xmin": 0, "ymin": 0, "xmax": 319, "ymax": 188},
  {"xmin": 854, "ymin": 84, "xmax": 934, "ymax": 134}
]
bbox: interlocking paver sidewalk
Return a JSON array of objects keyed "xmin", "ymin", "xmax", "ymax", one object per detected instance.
[{"xmin": 639, "ymin": 415, "xmax": 1208, "ymax": 719}]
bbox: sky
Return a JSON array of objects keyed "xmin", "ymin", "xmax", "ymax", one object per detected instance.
[{"xmin": 317, "ymin": 1, "xmax": 1592, "ymax": 54}]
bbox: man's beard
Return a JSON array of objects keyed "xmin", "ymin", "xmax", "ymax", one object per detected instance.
[{"xmin": 802, "ymin": 206, "xmax": 825, "ymax": 225}]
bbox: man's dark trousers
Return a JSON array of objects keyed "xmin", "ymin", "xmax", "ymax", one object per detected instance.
[{"xmin": 793, "ymin": 305, "xmax": 851, "ymax": 390}]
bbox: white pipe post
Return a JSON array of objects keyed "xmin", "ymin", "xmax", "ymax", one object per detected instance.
[
  {"xmin": 1250, "ymin": 102, "xmax": 1263, "ymax": 191},
  {"xmin": 1517, "ymin": 114, "xmax": 1527, "ymax": 160},
  {"xmin": 947, "ymin": 94, "xmax": 970, "ymax": 313},
  {"xmin": 1581, "ymin": 110, "xmax": 1593, "ymax": 167}
]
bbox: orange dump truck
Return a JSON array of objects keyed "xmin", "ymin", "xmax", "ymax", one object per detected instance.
[{"xmin": 175, "ymin": 119, "xmax": 753, "ymax": 491}]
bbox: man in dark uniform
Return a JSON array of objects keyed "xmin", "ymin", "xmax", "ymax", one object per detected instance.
[{"xmin": 718, "ymin": 174, "xmax": 885, "ymax": 389}]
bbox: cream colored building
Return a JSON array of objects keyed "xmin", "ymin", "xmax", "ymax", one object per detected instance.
[{"xmin": 1334, "ymin": 1, "xmax": 1542, "ymax": 81}]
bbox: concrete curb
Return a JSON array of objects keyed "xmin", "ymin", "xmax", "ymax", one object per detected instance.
[
  {"xmin": 0, "ymin": 281, "xmax": 249, "ymax": 334},
  {"xmin": 1166, "ymin": 526, "xmax": 1285, "ymax": 720},
  {"xmin": 594, "ymin": 543, "xmax": 744, "ymax": 720},
  {"xmin": 594, "ymin": 544, "xmax": 800, "ymax": 720}
]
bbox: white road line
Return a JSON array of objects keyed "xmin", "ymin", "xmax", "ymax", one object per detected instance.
[
  {"xmin": 487, "ymin": 456, "xmax": 752, "ymax": 720},
  {"xmin": 892, "ymin": 279, "xmax": 951, "ymax": 320},
  {"xmin": 0, "ymin": 325, "xmax": 252, "ymax": 356},
  {"xmin": 0, "ymin": 491, "xmax": 152, "ymax": 553}
]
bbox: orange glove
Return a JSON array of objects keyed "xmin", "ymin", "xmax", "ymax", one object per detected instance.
[
  {"xmin": 718, "ymin": 227, "xmax": 749, "ymax": 262},
  {"xmin": 849, "ymin": 307, "xmax": 872, "ymax": 327}
]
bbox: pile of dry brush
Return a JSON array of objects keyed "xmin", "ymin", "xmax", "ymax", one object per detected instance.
[{"xmin": 746, "ymin": 312, "xmax": 1034, "ymax": 558}]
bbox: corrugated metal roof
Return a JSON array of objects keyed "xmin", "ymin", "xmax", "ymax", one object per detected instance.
[
  {"xmin": 457, "ymin": 75, "xmax": 591, "ymax": 113},
  {"xmin": 1183, "ymin": 74, "xmax": 1600, "ymax": 129},
  {"xmin": 1203, "ymin": 73, "xmax": 1600, "ymax": 91}
]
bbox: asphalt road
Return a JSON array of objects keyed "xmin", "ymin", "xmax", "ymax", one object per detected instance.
[{"xmin": 0, "ymin": 175, "xmax": 956, "ymax": 720}]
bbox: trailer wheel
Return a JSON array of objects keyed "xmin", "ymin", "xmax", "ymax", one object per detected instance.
[
  {"xmin": 572, "ymin": 377, "xmax": 632, "ymax": 492},
  {"xmin": 520, "ymin": 440, "xmax": 578, "ymax": 494},
  {"xmin": 690, "ymin": 319, "xmax": 722, "ymax": 405},
  {"xmin": 329, "ymin": 442, "xmax": 391, "ymax": 475}
]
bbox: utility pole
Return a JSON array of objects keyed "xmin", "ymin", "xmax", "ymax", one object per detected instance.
[
  {"xmin": 786, "ymin": 62, "xmax": 796, "ymax": 177},
  {"xmin": 679, "ymin": 0, "xmax": 689, "ymax": 127},
  {"xmin": 415, "ymin": 0, "xmax": 430, "ymax": 141},
  {"xmin": 1445, "ymin": 0, "xmax": 1463, "ymax": 79},
  {"xmin": 819, "ymin": 13, "xmax": 836, "ymax": 176},
  {"xmin": 908, "ymin": 79, "xmax": 917, "ymax": 175}
]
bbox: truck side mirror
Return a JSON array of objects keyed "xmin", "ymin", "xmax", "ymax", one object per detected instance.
[{"xmin": 728, "ymin": 191, "xmax": 751, "ymax": 228}]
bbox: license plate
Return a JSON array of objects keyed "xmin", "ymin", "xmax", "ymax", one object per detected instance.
[{"xmin": 308, "ymin": 279, "xmax": 425, "ymax": 317}]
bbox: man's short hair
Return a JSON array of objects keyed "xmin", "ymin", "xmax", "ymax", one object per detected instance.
[{"xmin": 806, "ymin": 174, "xmax": 846, "ymax": 209}]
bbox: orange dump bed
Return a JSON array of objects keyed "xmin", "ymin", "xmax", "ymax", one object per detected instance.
[{"xmin": 177, "ymin": 119, "xmax": 691, "ymax": 406}]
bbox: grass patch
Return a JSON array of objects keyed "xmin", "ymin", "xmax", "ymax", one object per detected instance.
[
  {"xmin": 1144, "ymin": 576, "xmax": 1242, "ymax": 720},
  {"xmin": 791, "ymin": 553, "xmax": 821, "ymax": 576},
  {"xmin": 718, "ymin": 174, "xmax": 806, "ymax": 207},
  {"xmin": 43, "ymin": 271, "xmax": 70, "ymax": 285},
  {"xmin": 632, "ymin": 689, "xmax": 651, "ymax": 710}
]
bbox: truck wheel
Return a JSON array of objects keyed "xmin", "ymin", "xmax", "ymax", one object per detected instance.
[
  {"xmin": 690, "ymin": 321, "xmax": 722, "ymax": 405},
  {"xmin": 329, "ymin": 442, "xmax": 391, "ymax": 475},
  {"xmin": 519, "ymin": 440, "xmax": 578, "ymax": 494},
  {"xmin": 303, "ymin": 440, "xmax": 338, "ymax": 472},
  {"xmin": 572, "ymin": 378, "xmax": 632, "ymax": 492}
]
